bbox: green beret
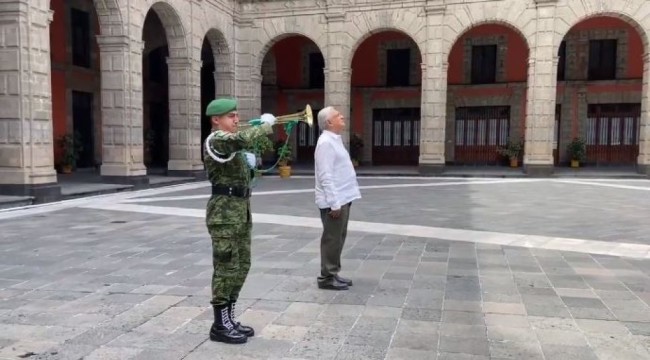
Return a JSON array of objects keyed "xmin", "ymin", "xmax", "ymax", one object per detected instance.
[{"xmin": 206, "ymin": 98, "xmax": 237, "ymax": 116}]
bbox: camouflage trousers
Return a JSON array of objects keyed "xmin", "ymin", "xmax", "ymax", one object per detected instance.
[{"xmin": 208, "ymin": 222, "xmax": 252, "ymax": 306}]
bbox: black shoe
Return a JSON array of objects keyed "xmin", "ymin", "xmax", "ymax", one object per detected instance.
[
  {"xmin": 209, "ymin": 305, "xmax": 247, "ymax": 344},
  {"xmin": 317, "ymin": 278, "xmax": 349, "ymax": 290},
  {"xmin": 229, "ymin": 301, "xmax": 254, "ymax": 337},
  {"xmin": 335, "ymin": 275, "xmax": 353, "ymax": 286}
]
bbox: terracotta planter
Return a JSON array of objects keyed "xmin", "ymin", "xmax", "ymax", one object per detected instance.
[
  {"xmin": 509, "ymin": 158, "xmax": 518, "ymax": 168},
  {"xmin": 278, "ymin": 165, "xmax": 291, "ymax": 178},
  {"xmin": 61, "ymin": 165, "xmax": 72, "ymax": 174},
  {"xmin": 571, "ymin": 159, "xmax": 579, "ymax": 168}
]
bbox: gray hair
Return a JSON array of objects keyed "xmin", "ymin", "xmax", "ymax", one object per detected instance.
[{"xmin": 317, "ymin": 106, "xmax": 337, "ymax": 130}]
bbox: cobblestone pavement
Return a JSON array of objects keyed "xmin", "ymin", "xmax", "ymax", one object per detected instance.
[{"xmin": 1, "ymin": 176, "xmax": 650, "ymax": 359}]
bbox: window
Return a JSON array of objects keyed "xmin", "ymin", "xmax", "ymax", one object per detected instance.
[
  {"xmin": 308, "ymin": 53, "xmax": 324, "ymax": 88},
  {"xmin": 588, "ymin": 39, "xmax": 617, "ymax": 80},
  {"xmin": 386, "ymin": 49, "xmax": 410, "ymax": 87},
  {"xmin": 71, "ymin": 8, "xmax": 91, "ymax": 68},
  {"xmin": 557, "ymin": 41, "xmax": 566, "ymax": 81},
  {"xmin": 471, "ymin": 45, "xmax": 497, "ymax": 84}
]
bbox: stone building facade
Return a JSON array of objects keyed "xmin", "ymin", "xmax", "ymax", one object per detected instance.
[{"xmin": 1, "ymin": 0, "xmax": 650, "ymax": 201}]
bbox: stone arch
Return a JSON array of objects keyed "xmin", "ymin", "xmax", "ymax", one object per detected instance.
[
  {"xmin": 142, "ymin": 1, "xmax": 189, "ymax": 59},
  {"xmin": 556, "ymin": 10, "xmax": 650, "ymax": 51},
  {"xmin": 555, "ymin": 6, "xmax": 650, "ymax": 168},
  {"xmin": 345, "ymin": 9, "xmax": 426, "ymax": 69},
  {"xmin": 91, "ymin": 0, "xmax": 124, "ymax": 36},
  {"xmin": 204, "ymin": 28, "xmax": 232, "ymax": 71},
  {"xmin": 443, "ymin": 19, "xmax": 532, "ymax": 63},
  {"xmin": 253, "ymin": 17, "xmax": 327, "ymax": 74}
]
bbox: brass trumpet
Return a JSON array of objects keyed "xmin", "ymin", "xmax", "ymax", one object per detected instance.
[{"xmin": 238, "ymin": 104, "xmax": 314, "ymax": 130}]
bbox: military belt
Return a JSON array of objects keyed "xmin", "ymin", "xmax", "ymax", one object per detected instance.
[{"xmin": 212, "ymin": 185, "xmax": 251, "ymax": 198}]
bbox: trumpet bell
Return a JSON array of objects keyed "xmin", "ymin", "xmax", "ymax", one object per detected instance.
[
  {"xmin": 275, "ymin": 104, "xmax": 313, "ymax": 127},
  {"xmin": 239, "ymin": 104, "xmax": 314, "ymax": 130}
]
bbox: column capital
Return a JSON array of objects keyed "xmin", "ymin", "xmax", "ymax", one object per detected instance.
[
  {"xmin": 534, "ymin": 0, "xmax": 558, "ymax": 6},
  {"xmin": 324, "ymin": 67, "xmax": 351, "ymax": 76},
  {"xmin": 424, "ymin": 4, "xmax": 445, "ymax": 15},
  {"xmin": 214, "ymin": 69, "xmax": 236, "ymax": 80},
  {"xmin": 234, "ymin": 16, "xmax": 254, "ymax": 28},
  {"xmin": 167, "ymin": 57, "xmax": 195, "ymax": 69},
  {"xmin": 96, "ymin": 35, "xmax": 130, "ymax": 51},
  {"xmin": 325, "ymin": 12, "xmax": 346, "ymax": 22}
]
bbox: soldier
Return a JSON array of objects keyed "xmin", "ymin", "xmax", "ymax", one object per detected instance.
[{"xmin": 203, "ymin": 98, "xmax": 276, "ymax": 344}]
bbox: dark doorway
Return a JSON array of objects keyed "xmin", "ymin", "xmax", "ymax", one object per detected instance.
[
  {"xmin": 142, "ymin": 10, "xmax": 169, "ymax": 170},
  {"xmin": 585, "ymin": 103, "xmax": 640, "ymax": 166},
  {"xmin": 148, "ymin": 101, "xmax": 169, "ymax": 168},
  {"xmin": 72, "ymin": 91, "xmax": 94, "ymax": 168},
  {"xmin": 372, "ymin": 107, "xmax": 420, "ymax": 165},
  {"xmin": 201, "ymin": 38, "xmax": 215, "ymax": 162},
  {"xmin": 454, "ymin": 106, "xmax": 510, "ymax": 165}
]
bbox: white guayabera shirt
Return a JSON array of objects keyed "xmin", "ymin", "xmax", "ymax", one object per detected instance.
[{"xmin": 314, "ymin": 130, "xmax": 362, "ymax": 211}]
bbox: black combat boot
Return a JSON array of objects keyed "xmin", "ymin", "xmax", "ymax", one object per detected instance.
[
  {"xmin": 229, "ymin": 301, "xmax": 255, "ymax": 337},
  {"xmin": 209, "ymin": 304, "xmax": 247, "ymax": 344}
]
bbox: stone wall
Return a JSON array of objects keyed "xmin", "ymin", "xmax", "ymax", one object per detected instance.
[{"xmin": 4, "ymin": 0, "xmax": 650, "ymax": 201}]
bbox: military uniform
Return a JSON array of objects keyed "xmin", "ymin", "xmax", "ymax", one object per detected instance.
[{"xmin": 203, "ymin": 98, "xmax": 274, "ymax": 344}]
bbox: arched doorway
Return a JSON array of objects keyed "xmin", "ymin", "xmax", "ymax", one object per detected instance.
[
  {"xmin": 446, "ymin": 23, "xmax": 529, "ymax": 167},
  {"xmin": 555, "ymin": 16, "xmax": 644, "ymax": 167},
  {"xmin": 50, "ymin": 0, "xmax": 101, "ymax": 173},
  {"xmin": 142, "ymin": 9, "xmax": 169, "ymax": 171},
  {"xmin": 260, "ymin": 35, "xmax": 325, "ymax": 165},
  {"xmin": 350, "ymin": 31, "xmax": 422, "ymax": 166},
  {"xmin": 201, "ymin": 36, "xmax": 215, "ymax": 161}
]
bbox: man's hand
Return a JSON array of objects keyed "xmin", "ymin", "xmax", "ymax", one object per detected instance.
[
  {"xmin": 328, "ymin": 208, "xmax": 341, "ymax": 219},
  {"xmin": 260, "ymin": 113, "xmax": 276, "ymax": 126}
]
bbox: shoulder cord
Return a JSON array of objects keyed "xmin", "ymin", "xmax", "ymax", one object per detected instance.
[
  {"xmin": 204, "ymin": 131, "xmax": 236, "ymax": 163},
  {"xmin": 204, "ymin": 122, "xmax": 296, "ymax": 188}
]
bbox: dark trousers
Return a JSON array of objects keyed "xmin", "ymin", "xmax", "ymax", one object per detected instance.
[{"xmin": 317, "ymin": 203, "xmax": 351, "ymax": 284}]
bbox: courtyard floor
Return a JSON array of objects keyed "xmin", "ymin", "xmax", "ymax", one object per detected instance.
[{"xmin": 1, "ymin": 176, "xmax": 650, "ymax": 359}]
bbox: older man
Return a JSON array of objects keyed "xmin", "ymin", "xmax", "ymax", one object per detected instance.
[{"xmin": 314, "ymin": 106, "xmax": 361, "ymax": 290}]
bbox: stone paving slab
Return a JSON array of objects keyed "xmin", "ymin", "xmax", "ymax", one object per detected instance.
[{"xmin": 1, "ymin": 178, "xmax": 650, "ymax": 359}]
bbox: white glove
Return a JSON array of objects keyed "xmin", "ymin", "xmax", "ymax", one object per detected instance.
[
  {"xmin": 244, "ymin": 152, "xmax": 256, "ymax": 168},
  {"xmin": 260, "ymin": 113, "xmax": 276, "ymax": 126}
]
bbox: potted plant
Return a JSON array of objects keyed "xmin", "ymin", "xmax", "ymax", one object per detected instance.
[
  {"xmin": 57, "ymin": 132, "xmax": 83, "ymax": 174},
  {"xmin": 497, "ymin": 139, "xmax": 524, "ymax": 168},
  {"xmin": 248, "ymin": 135, "xmax": 274, "ymax": 171},
  {"xmin": 567, "ymin": 137, "xmax": 586, "ymax": 168},
  {"xmin": 276, "ymin": 143, "xmax": 293, "ymax": 178},
  {"xmin": 350, "ymin": 133, "xmax": 363, "ymax": 167}
]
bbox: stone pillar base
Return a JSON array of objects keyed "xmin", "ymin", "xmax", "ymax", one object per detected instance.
[
  {"xmin": 524, "ymin": 164, "xmax": 554, "ymax": 177},
  {"xmin": 418, "ymin": 164, "xmax": 445, "ymax": 176},
  {"xmin": 100, "ymin": 164, "xmax": 147, "ymax": 177},
  {"xmin": 637, "ymin": 164, "xmax": 650, "ymax": 177},
  {"xmin": 0, "ymin": 183, "xmax": 62, "ymax": 204},
  {"xmin": 101, "ymin": 175, "xmax": 150, "ymax": 189},
  {"xmin": 167, "ymin": 169, "xmax": 206, "ymax": 179}
]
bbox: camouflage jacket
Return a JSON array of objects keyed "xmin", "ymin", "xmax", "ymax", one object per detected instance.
[{"xmin": 204, "ymin": 124, "xmax": 273, "ymax": 225}]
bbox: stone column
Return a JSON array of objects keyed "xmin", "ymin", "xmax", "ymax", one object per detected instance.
[
  {"xmin": 324, "ymin": 11, "xmax": 351, "ymax": 145},
  {"xmin": 419, "ymin": 2, "xmax": 447, "ymax": 174},
  {"xmin": 524, "ymin": 0, "xmax": 559, "ymax": 176},
  {"xmin": 97, "ymin": 35, "xmax": 148, "ymax": 183},
  {"xmin": 214, "ymin": 69, "xmax": 235, "ymax": 100},
  {"xmin": 250, "ymin": 73, "xmax": 264, "ymax": 118},
  {"xmin": 167, "ymin": 57, "xmax": 203, "ymax": 175},
  {"xmin": 0, "ymin": 1, "xmax": 60, "ymax": 202},
  {"xmin": 234, "ymin": 17, "xmax": 256, "ymax": 121},
  {"xmin": 638, "ymin": 53, "xmax": 650, "ymax": 176}
]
